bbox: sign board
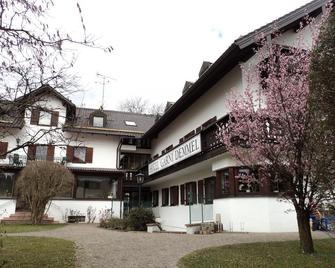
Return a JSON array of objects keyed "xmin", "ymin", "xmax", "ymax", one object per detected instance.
[{"xmin": 148, "ymin": 134, "xmax": 202, "ymax": 175}]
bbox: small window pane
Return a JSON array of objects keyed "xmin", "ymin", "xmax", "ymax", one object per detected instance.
[
  {"xmin": 162, "ymin": 188, "xmax": 169, "ymax": 206},
  {"xmin": 39, "ymin": 111, "xmax": 52, "ymax": 125},
  {"xmin": 125, "ymin": 121, "xmax": 137, "ymax": 126},
  {"xmin": 152, "ymin": 191, "xmax": 159, "ymax": 207},
  {"xmin": 93, "ymin": 117, "xmax": 104, "ymax": 127},
  {"xmin": 73, "ymin": 147, "xmax": 86, "ymax": 163},
  {"xmin": 237, "ymin": 168, "xmax": 259, "ymax": 193},
  {"xmin": 221, "ymin": 170, "xmax": 230, "ymax": 194},
  {"xmin": 36, "ymin": 145, "xmax": 48, "ymax": 160},
  {"xmin": 76, "ymin": 176, "xmax": 117, "ymax": 199},
  {"xmin": 0, "ymin": 173, "xmax": 14, "ymax": 197}
]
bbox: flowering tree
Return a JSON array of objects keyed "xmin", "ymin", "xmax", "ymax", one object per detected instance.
[{"xmin": 217, "ymin": 9, "xmax": 334, "ymax": 254}]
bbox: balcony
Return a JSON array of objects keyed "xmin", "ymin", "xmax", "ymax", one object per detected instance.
[{"xmin": 0, "ymin": 154, "xmax": 66, "ymax": 167}]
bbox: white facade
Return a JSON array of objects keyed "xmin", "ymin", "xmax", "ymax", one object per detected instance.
[
  {"xmin": 144, "ymin": 18, "xmax": 316, "ymax": 233},
  {"xmin": 47, "ymin": 200, "xmax": 122, "ymax": 223}
]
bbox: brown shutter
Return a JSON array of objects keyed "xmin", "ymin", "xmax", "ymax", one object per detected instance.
[
  {"xmin": 85, "ymin": 147, "xmax": 93, "ymax": 163},
  {"xmin": 170, "ymin": 186, "xmax": 179, "ymax": 206},
  {"xmin": 0, "ymin": 142, "xmax": 8, "ymax": 159},
  {"xmin": 51, "ymin": 111, "xmax": 59, "ymax": 127},
  {"xmin": 66, "ymin": 146, "xmax": 74, "ymax": 162},
  {"xmin": 180, "ymin": 184, "xmax": 185, "ymax": 205},
  {"xmin": 47, "ymin": 145, "xmax": 55, "ymax": 161},
  {"xmin": 191, "ymin": 181, "xmax": 197, "ymax": 204},
  {"xmin": 30, "ymin": 109, "xmax": 40, "ymax": 125},
  {"xmin": 215, "ymin": 171, "xmax": 222, "ymax": 199},
  {"xmin": 198, "ymin": 180, "xmax": 204, "ymax": 204},
  {"xmin": 27, "ymin": 145, "xmax": 36, "ymax": 160}
]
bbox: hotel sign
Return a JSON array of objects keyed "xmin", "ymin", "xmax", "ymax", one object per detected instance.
[{"xmin": 148, "ymin": 134, "xmax": 202, "ymax": 175}]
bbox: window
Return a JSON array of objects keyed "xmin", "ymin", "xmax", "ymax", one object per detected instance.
[
  {"xmin": 67, "ymin": 146, "xmax": 93, "ymax": 164},
  {"xmin": 204, "ymin": 177, "xmax": 215, "ymax": 204},
  {"xmin": 0, "ymin": 173, "xmax": 14, "ymax": 197},
  {"xmin": 236, "ymin": 168, "xmax": 259, "ymax": 193},
  {"xmin": 221, "ymin": 169, "xmax": 230, "ymax": 194},
  {"xmin": 119, "ymin": 153, "xmax": 150, "ymax": 170},
  {"xmin": 162, "ymin": 188, "xmax": 169, "ymax": 206},
  {"xmin": 73, "ymin": 147, "xmax": 87, "ymax": 163},
  {"xmin": 35, "ymin": 145, "xmax": 48, "ymax": 160},
  {"xmin": 93, "ymin": 116, "xmax": 104, "ymax": 127},
  {"xmin": 170, "ymin": 186, "xmax": 179, "ymax": 206},
  {"xmin": 76, "ymin": 176, "xmax": 118, "ymax": 199},
  {"xmin": 38, "ymin": 111, "xmax": 52, "ymax": 125},
  {"xmin": 125, "ymin": 121, "xmax": 137, "ymax": 126},
  {"xmin": 152, "ymin": 190, "xmax": 159, "ymax": 207},
  {"xmin": 185, "ymin": 182, "xmax": 197, "ymax": 205}
]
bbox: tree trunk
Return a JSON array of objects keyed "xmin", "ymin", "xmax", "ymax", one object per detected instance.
[{"xmin": 296, "ymin": 208, "xmax": 314, "ymax": 254}]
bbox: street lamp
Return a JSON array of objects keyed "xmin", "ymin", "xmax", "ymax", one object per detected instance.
[{"xmin": 136, "ymin": 173, "xmax": 145, "ymax": 207}]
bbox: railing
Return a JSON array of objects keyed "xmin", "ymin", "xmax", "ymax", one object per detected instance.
[{"xmin": 0, "ymin": 154, "xmax": 66, "ymax": 167}]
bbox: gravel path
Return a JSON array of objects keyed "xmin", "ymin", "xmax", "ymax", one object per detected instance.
[{"xmin": 13, "ymin": 224, "xmax": 330, "ymax": 268}]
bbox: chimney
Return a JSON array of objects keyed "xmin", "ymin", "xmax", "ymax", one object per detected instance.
[{"xmin": 198, "ymin": 61, "xmax": 212, "ymax": 77}]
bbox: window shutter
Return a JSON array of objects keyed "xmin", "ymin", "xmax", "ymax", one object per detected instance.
[
  {"xmin": 170, "ymin": 186, "xmax": 179, "ymax": 206},
  {"xmin": 47, "ymin": 145, "xmax": 55, "ymax": 161},
  {"xmin": 85, "ymin": 147, "xmax": 93, "ymax": 163},
  {"xmin": 0, "ymin": 142, "xmax": 8, "ymax": 159},
  {"xmin": 51, "ymin": 111, "xmax": 59, "ymax": 127},
  {"xmin": 30, "ymin": 109, "xmax": 40, "ymax": 125},
  {"xmin": 180, "ymin": 184, "xmax": 185, "ymax": 205},
  {"xmin": 66, "ymin": 146, "xmax": 74, "ymax": 162},
  {"xmin": 198, "ymin": 180, "xmax": 204, "ymax": 204},
  {"xmin": 190, "ymin": 181, "xmax": 197, "ymax": 204},
  {"xmin": 27, "ymin": 145, "xmax": 36, "ymax": 160}
]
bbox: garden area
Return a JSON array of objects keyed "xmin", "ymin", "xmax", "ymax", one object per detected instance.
[
  {"xmin": 0, "ymin": 223, "xmax": 74, "ymax": 267},
  {"xmin": 0, "ymin": 236, "xmax": 75, "ymax": 268},
  {"xmin": 178, "ymin": 239, "xmax": 335, "ymax": 268}
]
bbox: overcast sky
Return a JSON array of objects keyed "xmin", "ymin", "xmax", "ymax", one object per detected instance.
[{"xmin": 52, "ymin": 0, "xmax": 311, "ymax": 111}]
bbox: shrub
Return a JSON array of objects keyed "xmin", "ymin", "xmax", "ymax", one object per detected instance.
[
  {"xmin": 100, "ymin": 217, "xmax": 128, "ymax": 231},
  {"xmin": 127, "ymin": 207, "xmax": 155, "ymax": 231},
  {"xmin": 16, "ymin": 161, "xmax": 74, "ymax": 224}
]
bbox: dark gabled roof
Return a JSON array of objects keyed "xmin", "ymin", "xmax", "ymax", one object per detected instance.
[
  {"xmin": 64, "ymin": 107, "xmax": 156, "ymax": 136},
  {"xmin": 15, "ymin": 84, "xmax": 76, "ymax": 110},
  {"xmin": 235, "ymin": 0, "xmax": 326, "ymax": 49},
  {"xmin": 0, "ymin": 100, "xmax": 24, "ymax": 129},
  {"xmin": 143, "ymin": 0, "xmax": 327, "ymax": 139}
]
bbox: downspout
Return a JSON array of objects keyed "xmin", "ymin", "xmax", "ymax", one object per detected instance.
[{"xmin": 116, "ymin": 138, "xmax": 123, "ymax": 170}]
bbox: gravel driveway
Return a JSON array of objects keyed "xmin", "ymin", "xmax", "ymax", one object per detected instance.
[{"xmin": 15, "ymin": 224, "xmax": 330, "ymax": 268}]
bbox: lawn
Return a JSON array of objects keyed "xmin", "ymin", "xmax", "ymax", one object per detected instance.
[
  {"xmin": 1, "ymin": 224, "xmax": 67, "ymax": 233},
  {"xmin": 178, "ymin": 239, "xmax": 335, "ymax": 268},
  {"xmin": 0, "ymin": 236, "xmax": 75, "ymax": 268}
]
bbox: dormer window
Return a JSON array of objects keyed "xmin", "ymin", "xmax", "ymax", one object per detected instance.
[
  {"xmin": 89, "ymin": 109, "xmax": 107, "ymax": 128},
  {"xmin": 38, "ymin": 111, "xmax": 52, "ymax": 126},
  {"xmin": 93, "ymin": 116, "xmax": 104, "ymax": 128},
  {"xmin": 125, "ymin": 120, "xmax": 137, "ymax": 127}
]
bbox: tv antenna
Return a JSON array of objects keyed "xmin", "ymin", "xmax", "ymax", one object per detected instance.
[{"xmin": 96, "ymin": 73, "xmax": 116, "ymax": 109}]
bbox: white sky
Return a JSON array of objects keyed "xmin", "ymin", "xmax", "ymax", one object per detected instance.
[{"xmin": 52, "ymin": 0, "xmax": 311, "ymax": 110}]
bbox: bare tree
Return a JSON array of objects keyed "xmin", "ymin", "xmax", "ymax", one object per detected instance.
[
  {"xmin": 0, "ymin": 0, "xmax": 111, "ymax": 156},
  {"xmin": 15, "ymin": 161, "xmax": 74, "ymax": 224},
  {"xmin": 119, "ymin": 96, "xmax": 164, "ymax": 116},
  {"xmin": 119, "ymin": 97, "xmax": 148, "ymax": 114}
]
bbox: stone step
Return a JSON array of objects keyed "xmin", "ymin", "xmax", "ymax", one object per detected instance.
[{"xmin": 1, "ymin": 211, "xmax": 56, "ymax": 224}]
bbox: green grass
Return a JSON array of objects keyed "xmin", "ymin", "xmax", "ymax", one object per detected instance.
[
  {"xmin": 178, "ymin": 239, "xmax": 335, "ymax": 268},
  {"xmin": 0, "ymin": 236, "xmax": 75, "ymax": 268},
  {"xmin": 1, "ymin": 224, "xmax": 67, "ymax": 233}
]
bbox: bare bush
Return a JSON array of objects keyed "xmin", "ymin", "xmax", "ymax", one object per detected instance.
[{"xmin": 16, "ymin": 161, "xmax": 74, "ymax": 224}]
